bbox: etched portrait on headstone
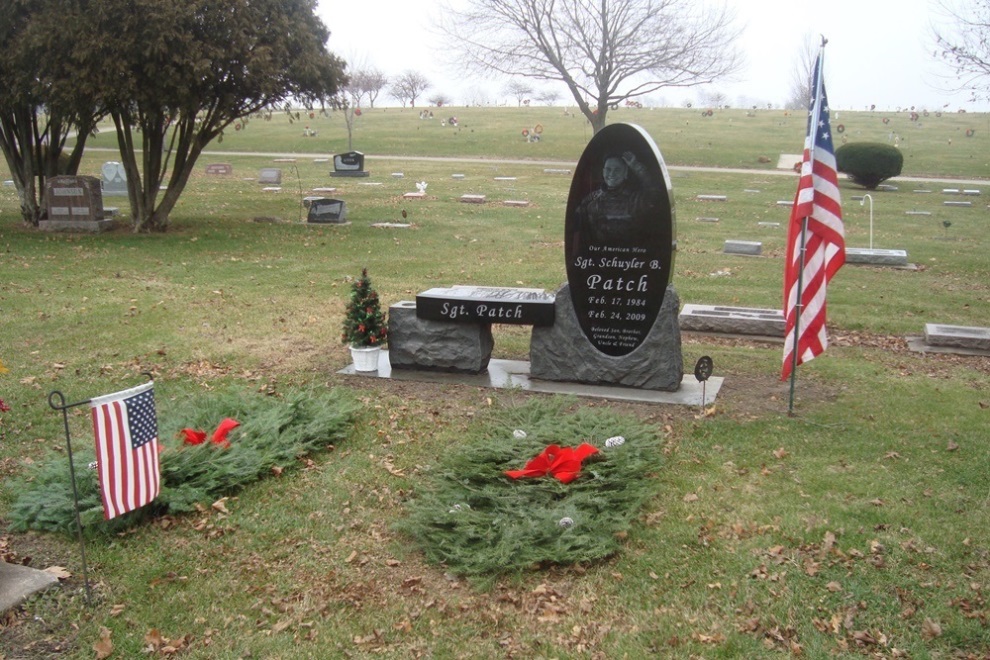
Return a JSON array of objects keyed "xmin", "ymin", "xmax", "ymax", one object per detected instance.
[{"xmin": 564, "ymin": 123, "xmax": 676, "ymax": 356}]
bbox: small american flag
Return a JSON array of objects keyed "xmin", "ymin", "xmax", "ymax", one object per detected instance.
[
  {"xmin": 90, "ymin": 381, "xmax": 160, "ymax": 520},
  {"xmin": 782, "ymin": 49, "xmax": 845, "ymax": 381}
]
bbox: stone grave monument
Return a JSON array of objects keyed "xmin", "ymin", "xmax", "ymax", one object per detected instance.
[
  {"xmin": 258, "ymin": 168, "xmax": 282, "ymax": 185},
  {"xmin": 330, "ymin": 151, "xmax": 370, "ymax": 178},
  {"xmin": 100, "ymin": 161, "xmax": 128, "ymax": 197},
  {"xmin": 530, "ymin": 123, "xmax": 682, "ymax": 391},
  {"xmin": 206, "ymin": 163, "xmax": 233, "ymax": 175},
  {"xmin": 307, "ymin": 198, "xmax": 347, "ymax": 224},
  {"xmin": 40, "ymin": 175, "xmax": 112, "ymax": 232}
]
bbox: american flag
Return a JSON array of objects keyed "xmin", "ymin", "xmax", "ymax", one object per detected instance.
[
  {"xmin": 90, "ymin": 381, "xmax": 160, "ymax": 520},
  {"xmin": 782, "ymin": 50, "xmax": 845, "ymax": 382}
]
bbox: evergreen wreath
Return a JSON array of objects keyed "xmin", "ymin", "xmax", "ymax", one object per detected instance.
[
  {"xmin": 341, "ymin": 268, "xmax": 388, "ymax": 347},
  {"xmin": 397, "ymin": 397, "xmax": 664, "ymax": 576}
]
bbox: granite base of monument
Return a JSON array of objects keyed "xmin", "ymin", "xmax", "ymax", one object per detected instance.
[
  {"xmin": 388, "ymin": 301, "xmax": 494, "ymax": 374},
  {"xmin": 530, "ymin": 284, "xmax": 683, "ymax": 391}
]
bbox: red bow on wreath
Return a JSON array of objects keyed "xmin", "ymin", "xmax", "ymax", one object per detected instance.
[
  {"xmin": 179, "ymin": 418, "xmax": 240, "ymax": 449},
  {"xmin": 505, "ymin": 443, "xmax": 599, "ymax": 484}
]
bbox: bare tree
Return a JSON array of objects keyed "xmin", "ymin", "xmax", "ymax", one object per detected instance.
[
  {"xmin": 785, "ymin": 34, "xmax": 816, "ymax": 110},
  {"xmin": 427, "ymin": 93, "xmax": 454, "ymax": 106},
  {"xmin": 349, "ymin": 67, "xmax": 389, "ymax": 108},
  {"xmin": 536, "ymin": 88, "xmax": 562, "ymax": 106},
  {"xmin": 504, "ymin": 80, "xmax": 535, "ymax": 106},
  {"xmin": 438, "ymin": 0, "xmax": 741, "ymax": 132},
  {"xmin": 931, "ymin": 0, "xmax": 990, "ymax": 102},
  {"xmin": 389, "ymin": 70, "xmax": 431, "ymax": 108}
]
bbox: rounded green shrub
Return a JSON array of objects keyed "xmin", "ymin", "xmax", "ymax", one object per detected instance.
[{"xmin": 835, "ymin": 142, "xmax": 903, "ymax": 189}]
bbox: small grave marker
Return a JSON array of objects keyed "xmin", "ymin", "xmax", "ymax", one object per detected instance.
[
  {"xmin": 403, "ymin": 192, "xmax": 426, "ymax": 199},
  {"xmin": 543, "ymin": 168, "xmax": 571, "ymax": 174},
  {"xmin": 452, "ymin": 174, "xmax": 465, "ymax": 179},
  {"xmin": 924, "ymin": 324, "xmax": 990, "ymax": 351},
  {"xmin": 696, "ymin": 194, "xmax": 727, "ymax": 201},
  {"xmin": 258, "ymin": 168, "xmax": 282, "ymax": 185},
  {"xmin": 723, "ymin": 240, "xmax": 762, "ymax": 255},
  {"xmin": 392, "ymin": 172, "xmax": 404, "ymax": 178},
  {"xmin": 776, "ymin": 200, "xmax": 792, "ymax": 206},
  {"xmin": 696, "ymin": 217, "xmax": 719, "ymax": 223},
  {"xmin": 944, "ymin": 201, "xmax": 972, "ymax": 207},
  {"xmin": 330, "ymin": 151, "xmax": 369, "ymax": 178},
  {"xmin": 101, "ymin": 162, "xmax": 127, "ymax": 197},
  {"xmin": 460, "ymin": 194, "xmax": 486, "ymax": 204},
  {"xmin": 845, "ymin": 247, "xmax": 909, "ymax": 266},
  {"xmin": 307, "ymin": 198, "xmax": 347, "ymax": 224},
  {"xmin": 679, "ymin": 304, "xmax": 784, "ymax": 336},
  {"xmin": 757, "ymin": 221, "xmax": 781, "ymax": 227},
  {"xmin": 494, "ymin": 176, "xmax": 517, "ymax": 181},
  {"xmin": 273, "ymin": 158, "xmax": 296, "ymax": 163},
  {"xmin": 905, "ymin": 210, "xmax": 931, "ymax": 216},
  {"xmin": 205, "ymin": 163, "xmax": 232, "ymax": 175},
  {"xmin": 503, "ymin": 200, "xmax": 530, "ymax": 207}
]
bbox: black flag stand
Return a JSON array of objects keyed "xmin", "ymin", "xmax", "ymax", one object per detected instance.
[
  {"xmin": 47, "ymin": 373, "xmax": 155, "ymax": 608},
  {"xmin": 47, "ymin": 390, "xmax": 95, "ymax": 607}
]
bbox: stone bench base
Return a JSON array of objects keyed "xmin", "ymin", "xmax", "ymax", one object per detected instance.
[{"xmin": 388, "ymin": 301, "xmax": 493, "ymax": 374}]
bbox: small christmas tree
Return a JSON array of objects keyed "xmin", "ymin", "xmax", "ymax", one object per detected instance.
[{"xmin": 341, "ymin": 268, "xmax": 388, "ymax": 347}]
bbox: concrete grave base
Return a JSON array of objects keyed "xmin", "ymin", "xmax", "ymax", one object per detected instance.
[
  {"xmin": 529, "ymin": 284, "xmax": 683, "ymax": 391},
  {"xmin": 39, "ymin": 219, "xmax": 114, "ymax": 233},
  {"xmin": 339, "ymin": 352, "xmax": 721, "ymax": 406},
  {"xmin": 0, "ymin": 562, "xmax": 59, "ymax": 613}
]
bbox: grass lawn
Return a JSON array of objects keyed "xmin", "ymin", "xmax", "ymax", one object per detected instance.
[{"xmin": 1, "ymin": 107, "xmax": 988, "ymax": 658}]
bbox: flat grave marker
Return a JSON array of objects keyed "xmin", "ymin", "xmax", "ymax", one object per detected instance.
[
  {"xmin": 723, "ymin": 240, "xmax": 762, "ymax": 255},
  {"xmin": 205, "ymin": 163, "xmax": 233, "ymax": 175}
]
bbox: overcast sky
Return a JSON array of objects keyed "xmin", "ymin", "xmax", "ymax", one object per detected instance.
[{"xmin": 317, "ymin": 0, "xmax": 986, "ymax": 112}]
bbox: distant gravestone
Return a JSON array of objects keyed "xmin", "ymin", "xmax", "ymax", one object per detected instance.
[
  {"xmin": 101, "ymin": 161, "xmax": 128, "ymax": 196},
  {"xmin": 258, "ymin": 168, "xmax": 282, "ymax": 185},
  {"xmin": 41, "ymin": 175, "xmax": 112, "ymax": 232},
  {"xmin": 330, "ymin": 151, "xmax": 369, "ymax": 178},
  {"xmin": 206, "ymin": 163, "xmax": 233, "ymax": 175},
  {"xmin": 531, "ymin": 122, "xmax": 681, "ymax": 391},
  {"xmin": 306, "ymin": 198, "xmax": 347, "ymax": 224}
]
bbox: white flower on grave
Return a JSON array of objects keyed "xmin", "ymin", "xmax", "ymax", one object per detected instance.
[
  {"xmin": 448, "ymin": 503, "xmax": 471, "ymax": 514},
  {"xmin": 416, "ymin": 181, "xmax": 428, "ymax": 193},
  {"xmin": 557, "ymin": 517, "xmax": 575, "ymax": 528},
  {"xmin": 604, "ymin": 436, "xmax": 625, "ymax": 449},
  {"xmin": 88, "ymin": 460, "xmax": 99, "ymax": 470},
  {"xmin": 513, "ymin": 429, "xmax": 527, "ymax": 439}
]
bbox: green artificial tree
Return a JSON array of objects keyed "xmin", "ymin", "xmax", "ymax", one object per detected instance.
[{"xmin": 341, "ymin": 268, "xmax": 388, "ymax": 347}]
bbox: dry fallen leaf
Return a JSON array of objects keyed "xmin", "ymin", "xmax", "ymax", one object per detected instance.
[
  {"xmin": 93, "ymin": 626, "xmax": 113, "ymax": 659},
  {"xmin": 211, "ymin": 497, "xmax": 229, "ymax": 514},
  {"xmin": 44, "ymin": 565, "xmax": 72, "ymax": 580},
  {"xmin": 109, "ymin": 603, "xmax": 126, "ymax": 617},
  {"xmin": 772, "ymin": 447, "xmax": 789, "ymax": 460},
  {"xmin": 683, "ymin": 493, "xmax": 699, "ymax": 503},
  {"xmin": 921, "ymin": 617, "xmax": 942, "ymax": 639},
  {"xmin": 946, "ymin": 440, "xmax": 959, "ymax": 452},
  {"xmin": 826, "ymin": 581, "xmax": 842, "ymax": 593}
]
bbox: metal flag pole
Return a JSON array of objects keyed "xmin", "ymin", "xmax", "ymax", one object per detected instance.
[
  {"xmin": 787, "ymin": 38, "xmax": 828, "ymax": 416},
  {"xmin": 47, "ymin": 390, "xmax": 94, "ymax": 607}
]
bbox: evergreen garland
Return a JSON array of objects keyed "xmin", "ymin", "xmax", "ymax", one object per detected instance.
[
  {"xmin": 8, "ymin": 387, "xmax": 358, "ymax": 536},
  {"xmin": 397, "ymin": 397, "xmax": 664, "ymax": 576},
  {"xmin": 341, "ymin": 268, "xmax": 388, "ymax": 347}
]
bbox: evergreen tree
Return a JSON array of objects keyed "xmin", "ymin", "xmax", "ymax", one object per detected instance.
[{"xmin": 341, "ymin": 269, "xmax": 388, "ymax": 347}]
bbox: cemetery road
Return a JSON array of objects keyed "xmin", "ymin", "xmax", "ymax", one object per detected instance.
[{"xmin": 83, "ymin": 147, "xmax": 989, "ymax": 186}]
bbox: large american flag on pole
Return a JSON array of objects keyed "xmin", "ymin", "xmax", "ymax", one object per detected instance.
[
  {"xmin": 91, "ymin": 381, "xmax": 160, "ymax": 520},
  {"xmin": 781, "ymin": 49, "xmax": 845, "ymax": 381}
]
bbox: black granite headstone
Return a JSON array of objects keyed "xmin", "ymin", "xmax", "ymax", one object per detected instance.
[
  {"xmin": 564, "ymin": 123, "xmax": 676, "ymax": 356},
  {"xmin": 330, "ymin": 151, "xmax": 370, "ymax": 178},
  {"xmin": 307, "ymin": 198, "xmax": 347, "ymax": 223}
]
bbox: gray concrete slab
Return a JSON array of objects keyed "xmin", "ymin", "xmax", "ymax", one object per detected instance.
[
  {"xmin": 905, "ymin": 336, "xmax": 990, "ymax": 357},
  {"xmin": 723, "ymin": 240, "xmax": 762, "ymax": 256},
  {"xmin": 845, "ymin": 248, "xmax": 909, "ymax": 266},
  {"xmin": 679, "ymin": 304, "xmax": 784, "ymax": 337},
  {"xmin": 339, "ymin": 351, "xmax": 722, "ymax": 406},
  {"xmin": 0, "ymin": 562, "xmax": 60, "ymax": 613},
  {"xmin": 924, "ymin": 323, "xmax": 990, "ymax": 351}
]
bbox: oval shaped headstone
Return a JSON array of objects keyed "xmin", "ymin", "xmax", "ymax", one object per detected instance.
[{"xmin": 565, "ymin": 123, "xmax": 676, "ymax": 356}]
